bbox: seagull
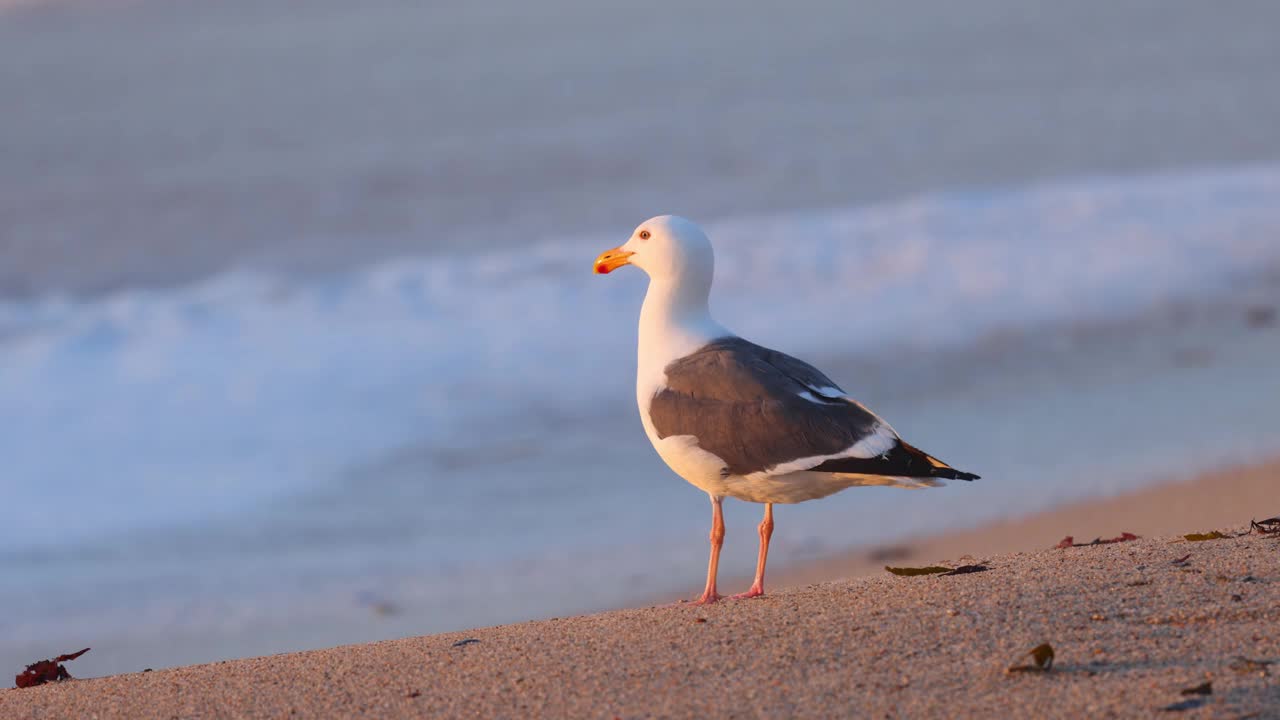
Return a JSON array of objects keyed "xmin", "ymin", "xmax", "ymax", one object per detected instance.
[{"xmin": 594, "ymin": 215, "xmax": 979, "ymax": 604}]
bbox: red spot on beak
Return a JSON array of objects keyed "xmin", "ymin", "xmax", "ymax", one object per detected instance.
[{"xmin": 593, "ymin": 248, "xmax": 634, "ymax": 275}]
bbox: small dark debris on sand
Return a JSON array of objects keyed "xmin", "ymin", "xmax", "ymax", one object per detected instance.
[
  {"xmin": 1183, "ymin": 531, "xmax": 1229, "ymax": 541},
  {"xmin": 885, "ymin": 564, "xmax": 988, "ymax": 577},
  {"xmin": 1179, "ymin": 681, "xmax": 1212, "ymax": 696},
  {"xmin": 451, "ymin": 639, "xmax": 481, "ymax": 648},
  {"xmin": 1055, "ymin": 532, "xmax": 1139, "ymax": 549},
  {"xmin": 1157, "ymin": 680, "xmax": 1213, "ymax": 712},
  {"xmin": 941, "ymin": 564, "xmax": 989, "ymax": 576},
  {"xmin": 885, "ymin": 565, "xmax": 951, "ymax": 576},
  {"xmin": 14, "ymin": 648, "xmax": 91, "ymax": 689},
  {"xmin": 1005, "ymin": 643, "xmax": 1054, "ymax": 674},
  {"xmin": 1250, "ymin": 516, "xmax": 1280, "ymax": 535}
]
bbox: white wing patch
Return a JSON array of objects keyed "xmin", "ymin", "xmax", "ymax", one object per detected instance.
[
  {"xmin": 760, "ymin": 420, "xmax": 899, "ymax": 477},
  {"xmin": 796, "ymin": 386, "xmax": 846, "ymax": 404}
]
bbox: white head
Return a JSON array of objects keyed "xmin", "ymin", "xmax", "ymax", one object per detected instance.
[
  {"xmin": 596, "ymin": 215, "xmax": 727, "ymax": 362},
  {"xmin": 593, "ymin": 215, "xmax": 715, "ymax": 287}
]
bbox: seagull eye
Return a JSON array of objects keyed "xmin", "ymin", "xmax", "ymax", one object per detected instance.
[{"xmin": 639, "ymin": 230, "xmax": 651, "ymax": 240}]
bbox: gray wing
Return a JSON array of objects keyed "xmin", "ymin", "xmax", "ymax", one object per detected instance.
[{"xmin": 647, "ymin": 337, "xmax": 886, "ymax": 476}]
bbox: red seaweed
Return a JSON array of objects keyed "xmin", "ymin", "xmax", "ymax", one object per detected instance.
[{"xmin": 15, "ymin": 648, "xmax": 90, "ymax": 689}]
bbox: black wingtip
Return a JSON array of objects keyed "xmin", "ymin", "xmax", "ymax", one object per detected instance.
[
  {"xmin": 810, "ymin": 448, "xmax": 980, "ymax": 481},
  {"xmin": 897, "ymin": 441, "xmax": 980, "ymax": 481}
]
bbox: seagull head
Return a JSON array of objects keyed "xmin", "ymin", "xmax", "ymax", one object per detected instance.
[{"xmin": 593, "ymin": 215, "xmax": 715, "ymax": 282}]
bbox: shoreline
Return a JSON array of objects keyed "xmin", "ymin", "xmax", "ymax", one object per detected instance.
[
  {"xmin": 4, "ymin": 290, "xmax": 1276, "ymax": 683},
  {"xmin": 758, "ymin": 459, "xmax": 1280, "ymax": 594},
  {"xmin": 4, "ymin": 527, "xmax": 1275, "ymax": 718},
  {"xmin": 3, "ymin": 460, "xmax": 1277, "ymax": 717}
]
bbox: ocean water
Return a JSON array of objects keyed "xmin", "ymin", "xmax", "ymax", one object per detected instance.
[
  {"xmin": 6, "ymin": 0, "xmax": 1280, "ymax": 295},
  {"xmin": 3, "ymin": 167, "xmax": 1280, "ymax": 677}
]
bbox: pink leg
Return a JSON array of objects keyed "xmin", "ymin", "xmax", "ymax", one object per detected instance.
[
  {"xmin": 694, "ymin": 496, "xmax": 725, "ymax": 605},
  {"xmin": 734, "ymin": 503, "xmax": 773, "ymax": 599}
]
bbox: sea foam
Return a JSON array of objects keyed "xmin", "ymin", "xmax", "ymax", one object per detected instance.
[{"xmin": 2, "ymin": 167, "xmax": 1279, "ymax": 552}]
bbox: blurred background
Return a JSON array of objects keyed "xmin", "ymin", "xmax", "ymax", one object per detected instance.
[{"xmin": 3, "ymin": 0, "xmax": 1279, "ymax": 677}]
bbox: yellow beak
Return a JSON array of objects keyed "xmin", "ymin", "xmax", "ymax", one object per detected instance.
[{"xmin": 593, "ymin": 247, "xmax": 635, "ymax": 275}]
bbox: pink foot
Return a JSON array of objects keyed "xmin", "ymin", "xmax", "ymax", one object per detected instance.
[
  {"xmin": 692, "ymin": 591, "xmax": 723, "ymax": 605},
  {"xmin": 732, "ymin": 586, "xmax": 765, "ymax": 600}
]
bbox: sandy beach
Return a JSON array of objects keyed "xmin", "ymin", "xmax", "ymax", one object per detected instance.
[
  {"xmin": 5, "ymin": 0, "xmax": 1280, "ymax": 690},
  {"xmin": 5, "ymin": 2, "xmax": 1280, "ymax": 716},
  {"xmin": 765, "ymin": 459, "xmax": 1280, "ymax": 593},
  {"xmin": 4, "ymin": 460, "xmax": 1276, "ymax": 719}
]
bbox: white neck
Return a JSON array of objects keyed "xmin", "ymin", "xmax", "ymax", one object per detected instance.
[{"xmin": 637, "ymin": 275, "xmax": 728, "ymax": 387}]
